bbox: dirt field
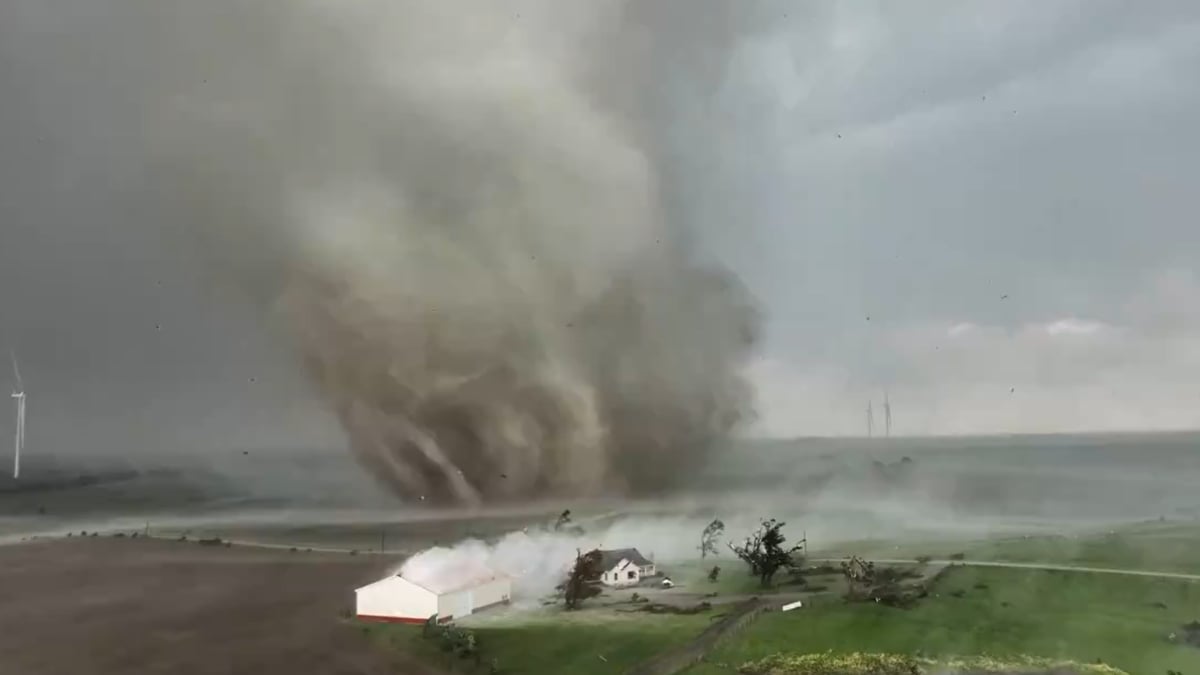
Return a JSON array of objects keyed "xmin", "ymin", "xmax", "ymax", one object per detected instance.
[{"xmin": 0, "ymin": 538, "xmax": 443, "ymax": 675}]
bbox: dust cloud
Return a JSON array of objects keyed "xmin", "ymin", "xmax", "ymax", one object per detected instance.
[{"xmin": 134, "ymin": 1, "xmax": 761, "ymax": 506}]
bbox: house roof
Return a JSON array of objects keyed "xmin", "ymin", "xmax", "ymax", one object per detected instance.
[{"xmin": 597, "ymin": 548, "xmax": 653, "ymax": 570}]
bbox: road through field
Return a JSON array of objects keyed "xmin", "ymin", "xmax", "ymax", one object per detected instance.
[{"xmin": 813, "ymin": 557, "xmax": 1200, "ymax": 582}]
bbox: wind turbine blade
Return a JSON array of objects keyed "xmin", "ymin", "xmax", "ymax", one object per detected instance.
[{"xmin": 10, "ymin": 351, "xmax": 22, "ymax": 391}]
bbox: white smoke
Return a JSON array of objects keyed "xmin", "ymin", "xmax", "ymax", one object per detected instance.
[{"xmin": 396, "ymin": 513, "xmax": 778, "ymax": 602}]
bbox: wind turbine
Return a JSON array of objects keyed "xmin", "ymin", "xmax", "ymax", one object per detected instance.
[
  {"xmin": 866, "ymin": 400, "xmax": 874, "ymax": 439},
  {"xmin": 883, "ymin": 390, "xmax": 892, "ymax": 438},
  {"xmin": 11, "ymin": 352, "xmax": 25, "ymax": 479}
]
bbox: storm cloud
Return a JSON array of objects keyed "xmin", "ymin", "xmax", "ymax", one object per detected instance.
[{"xmin": 2, "ymin": 0, "xmax": 1199, "ymax": 470}]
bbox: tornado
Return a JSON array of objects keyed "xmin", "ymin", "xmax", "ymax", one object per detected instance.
[{"xmin": 134, "ymin": 0, "xmax": 761, "ymax": 505}]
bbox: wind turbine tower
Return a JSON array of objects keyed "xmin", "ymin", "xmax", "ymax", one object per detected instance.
[
  {"xmin": 883, "ymin": 391, "xmax": 892, "ymax": 438},
  {"xmin": 866, "ymin": 401, "xmax": 874, "ymax": 439},
  {"xmin": 11, "ymin": 352, "xmax": 25, "ymax": 479}
]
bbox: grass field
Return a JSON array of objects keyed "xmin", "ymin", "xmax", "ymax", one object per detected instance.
[
  {"xmin": 367, "ymin": 613, "xmax": 718, "ymax": 675},
  {"xmin": 370, "ymin": 562, "xmax": 1200, "ymax": 674},
  {"xmin": 346, "ymin": 518, "xmax": 1200, "ymax": 674},
  {"xmin": 817, "ymin": 520, "xmax": 1200, "ymax": 574},
  {"xmin": 685, "ymin": 565, "xmax": 1200, "ymax": 674}
]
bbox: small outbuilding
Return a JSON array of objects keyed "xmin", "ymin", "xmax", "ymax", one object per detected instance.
[
  {"xmin": 355, "ymin": 562, "xmax": 512, "ymax": 624},
  {"xmin": 596, "ymin": 548, "xmax": 657, "ymax": 587}
]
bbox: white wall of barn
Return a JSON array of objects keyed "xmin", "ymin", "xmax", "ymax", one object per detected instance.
[
  {"xmin": 438, "ymin": 587, "xmax": 473, "ymax": 619},
  {"xmin": 356, "ymin": 577, "xmax": 438, "ymax": 620},
  {"xmin": 470, "ymin": 577, "xmax": 512, "ymax": 611},
  {"xmin": 435, "ymin": 577, "xmax": 512, "ymax": 619}
]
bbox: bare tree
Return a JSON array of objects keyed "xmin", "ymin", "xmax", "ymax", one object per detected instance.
[{"xmin": 699, "ymin": 518, "xmax": 725, "ymax": 559}]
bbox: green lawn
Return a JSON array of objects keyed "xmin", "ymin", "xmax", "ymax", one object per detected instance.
[{"xmin": 686, "ymin": 566, "xmax": 1200, "ymax": 675}]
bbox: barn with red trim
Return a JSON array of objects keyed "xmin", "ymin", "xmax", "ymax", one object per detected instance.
[{"xmin": 354, "ymin": 563, "xmax": 512, "ymax": 624}]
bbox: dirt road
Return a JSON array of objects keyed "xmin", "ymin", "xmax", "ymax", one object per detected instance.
[
  {"xmin": 0, "ymin": 538, "xmax": 444, "ymax": 675},
  {"xmin": 813, "ymin": 557, "xmax": 1200, "ymax": 581}
]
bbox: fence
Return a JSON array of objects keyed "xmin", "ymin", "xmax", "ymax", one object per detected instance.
[{"xmin": 624, "ymin": 598, "xmax": 770, "ymax": 675}]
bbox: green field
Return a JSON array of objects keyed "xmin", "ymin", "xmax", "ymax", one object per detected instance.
[
  {"xmin": 366, "ymin": 613, "xmax": 718, "ymax": 675},
  {"xmin": 823, "ymin": 521, "xmax": 1200, "ymax": 575},
  {"xmin": 687, "ymin": 566, "xmax": 1200, "ymax": 674},
  {"xmin": 365, "ymin": 564, "xmax": 1200, "ymax": 674}
]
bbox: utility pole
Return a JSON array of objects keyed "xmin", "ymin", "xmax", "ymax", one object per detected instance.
[{"xmin": 380, "ymin": 531, "xmax": 386, "ymax": 554}]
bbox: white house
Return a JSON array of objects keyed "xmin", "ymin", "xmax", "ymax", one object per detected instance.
[
  {"xmin": 355, "ymin": 562, "xmax": 512, "ymax": 624},
  {"xmin": 596, "ymin": 548, "xmax": 657, "ymax": 587}
]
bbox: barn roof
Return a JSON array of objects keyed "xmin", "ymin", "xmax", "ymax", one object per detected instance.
[
  {"xmin": 597, "ymin": 548, "xmax": 653, "ymax": 570},
  {"xmin": 401, "ymin": 560, "xmax": 511, "ymax": 595},
  {"xmin": 354, "ymin": 575, "xmax": 427, "ymax": 595}
]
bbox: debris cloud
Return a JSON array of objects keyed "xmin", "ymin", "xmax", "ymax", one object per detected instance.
[{"xmin": 135, "ymin": 1, "xmax": 760, "ymax": 505}]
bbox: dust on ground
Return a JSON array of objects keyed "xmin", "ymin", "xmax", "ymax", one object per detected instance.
[{"xmin": 0, "ymin": 538, "xmax": 445, "ymax": 675}]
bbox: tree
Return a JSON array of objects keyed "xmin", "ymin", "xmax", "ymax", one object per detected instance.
[
  {"xmin": 841, "ymin": 556, "xmax": 876, "ymax": 600},
  {"xmin": 554, "ymin": 509, "xmax": 572, "ymax": 532},
  {"xmin": 699, "ymin": 518, "xmax": 725, "ymax": 559},
  {"xmin": 560, "ymin": 548, "xmax": 603, "ymax": 609},
  {"xmin": 729, "ymin": 518, "xmax": 803, "ymax": 587},
  {"xmin": 708, "ymin": 565, "xmax": 721, "ymax": 582}
]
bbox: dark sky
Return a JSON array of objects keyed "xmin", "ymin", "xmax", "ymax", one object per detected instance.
[
  {"xmin": 2, "ymin": 0, "xmax": 1200, "ymax": 459},
  {"xmin": 0, "ymin": 0, "xmax": 339, "ymax": 456}
]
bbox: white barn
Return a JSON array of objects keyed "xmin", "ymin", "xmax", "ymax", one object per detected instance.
[
  {"xmin": 355, "ymin": 562, "xmax": 512, "ymax": 624},
  {"xmin": 597, "ymin": 548, "xmax": 657, "ymax": 587}
]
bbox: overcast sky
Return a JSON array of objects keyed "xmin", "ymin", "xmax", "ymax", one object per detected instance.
[{"xmin": 2, "ymin": 1, "xmax": 1199, "ymax": 457}]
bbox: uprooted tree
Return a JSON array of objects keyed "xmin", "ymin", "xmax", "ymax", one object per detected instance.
[
  {"xmin": 551, "ymin": 509, "xmax": 586, "ymax": 537},
  {"xmin": 729, "ymin": 518, "xmax": 804, "ymax": 587},
  {"xmin": 699, "ymin": 518, "xmax": 725, "ymax": 559},
  {"xmin": 559, "ymin": 548, "xmax": 603, "ymax": 610},
  {"xmin": 554, "ymin": 509, "xmax": 572, "ymax": 531},
  {"xmin": 841, "ymin": 555, "xmax": 876, "ymax": 600}
]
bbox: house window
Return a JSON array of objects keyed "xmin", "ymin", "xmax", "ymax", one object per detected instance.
[{"xmin": 627, "ymin": 571, "xmax": 636, "ymax": 580}]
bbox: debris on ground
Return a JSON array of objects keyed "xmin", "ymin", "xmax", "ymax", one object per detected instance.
[
  {"xmin": 1174, "ymin": 619, "xmax": 1200, "ymax": 648},
  {"xmin": 633, "ymin": 601, "xmax": 712, "ymax": 615}
]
